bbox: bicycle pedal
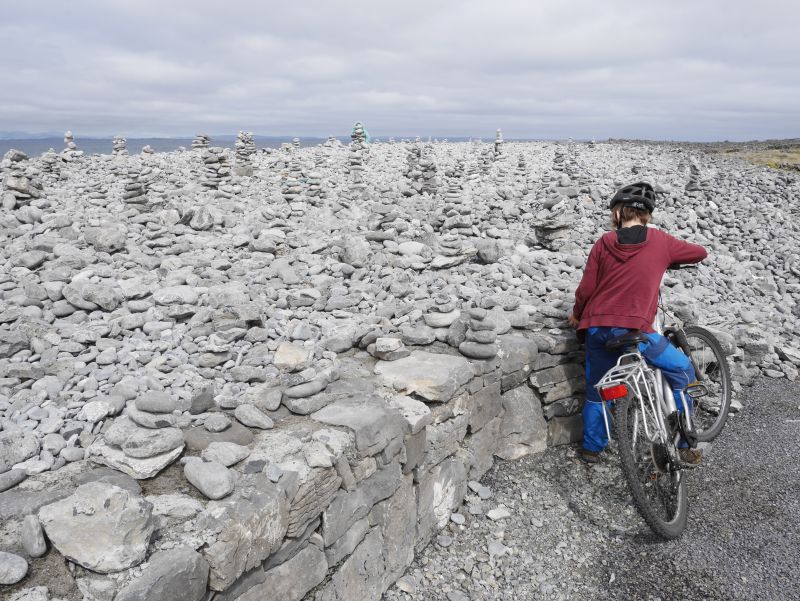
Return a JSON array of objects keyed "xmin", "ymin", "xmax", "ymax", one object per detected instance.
[{"xmin": 686, "ymin": 384, "xmax": 708, "ymax": 399}]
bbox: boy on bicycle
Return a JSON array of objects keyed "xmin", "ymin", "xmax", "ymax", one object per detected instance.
[{"xmin": 568, "ymin": 182, "xmax": 707, "ymax": 464}]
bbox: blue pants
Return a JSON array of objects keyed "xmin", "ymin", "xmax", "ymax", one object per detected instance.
[{"xmin": 582, "ymin": 327, "xmax": 696, "ymax": 453}]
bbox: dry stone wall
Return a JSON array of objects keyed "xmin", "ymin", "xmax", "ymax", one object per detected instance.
[{"xmin": 1, "ymin": 137, "xmax": 799, "ymax": 600}]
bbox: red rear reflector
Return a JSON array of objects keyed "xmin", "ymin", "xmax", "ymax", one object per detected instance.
[{"xmin": 600, "ymin": 384, "xmax": 628, "ymax": 401}]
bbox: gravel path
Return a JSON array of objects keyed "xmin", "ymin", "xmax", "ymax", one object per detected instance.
[{"xmin": 384, "ymin": 378, "xmax": 800, "ymax": 601}]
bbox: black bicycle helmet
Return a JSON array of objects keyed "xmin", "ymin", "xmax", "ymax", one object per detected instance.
[{"xmin": 608, "ymin": 181, "xmax": 656, "ymax": 213}]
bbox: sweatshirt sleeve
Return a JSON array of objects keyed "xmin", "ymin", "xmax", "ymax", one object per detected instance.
[
  {"xmin": 665, "ymin": 232, "xmax": 708, "ymax": 265},
  {"xmin": 572, "ymin": 240, "xmax": 602, "ymax": 320}
]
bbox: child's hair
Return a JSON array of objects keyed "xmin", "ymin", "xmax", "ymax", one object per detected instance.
[{"xmin": 612, "ymin": 205, "xmax": 652, "ymax": 229}]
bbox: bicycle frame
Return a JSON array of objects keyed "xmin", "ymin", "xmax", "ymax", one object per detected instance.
[{"xmin": 594, "ymin": 303, "xmax": 694, "ymax": 443}]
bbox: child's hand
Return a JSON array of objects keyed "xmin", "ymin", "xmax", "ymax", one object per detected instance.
[{"xmin": 568, "ymin": 312, "xmax": 579, "ymax": 329}]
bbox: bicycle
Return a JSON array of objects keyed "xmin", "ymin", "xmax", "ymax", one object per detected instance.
[{"xmin": 593, "ymin": 265, "xmax": 733, "ymax": 539}]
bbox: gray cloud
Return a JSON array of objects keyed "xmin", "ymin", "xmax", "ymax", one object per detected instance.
[{"xmin": 1, "ymin": 0, "xmax": 797, "ymax": 140}]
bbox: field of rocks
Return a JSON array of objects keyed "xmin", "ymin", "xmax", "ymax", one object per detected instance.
[{"xmin": 1, "ymin": 127, "xmax": 799, "ymax": 601}]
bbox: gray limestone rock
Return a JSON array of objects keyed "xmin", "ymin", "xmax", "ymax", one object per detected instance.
[
  {"xmin": 202, "ymin": 475, "xmax": 289, "ymax": 591},
  {"xmin": 1, "ymin": 431, "xmax": 40, "ymax": 472},
  {"xmin": 183, "ymin": 421, "xmax": 254, "ymax": 451},
  {"xmin": 235, "ymin": 544, "xmax": 327, "ymax": 601},
  {"xmin": 201, "ymin": 441, "xmax": 251, "ymax": 467},
  {"xmin": 122, "ymin": 427, "xmax": 184, "ymax": 459},
  {"xmin": 115, "ymin": 547, "xmax": 209, "ymax": 601},
  {"xmin": 321, "ymin": 461, "xmax": 402, "ymax": 546},
  {"xmin": 184, "ymin": 457, "xmax": 235, "ymax": 500},
  {"xmin": 374, "ymin": 351, "xmax": 473, "ymax": 402},
  {"xmin": 88, "ymin": 437, "xmax": 183, "ymax": 479},
  {"xmin": 21, "ymin": 514, "xmax": 48, "ymax": 557},
  {"xmin": 38, "ymin": 482, "xmax": 153, "ymax": 573},
  {"xmin": 0, "ymin": 468, "xmax": 27, "ymax": 492},
  {"xmin": 312, "ymin": 395, "xmax": 405, "ymax": 457},
  {"xmin": 496, "ymin": 385, "xmax": 548, "ymax": 459},
  {"xmin": 0, "ymin": 551, "xmax": 28, "ymax": 585},
  {"xmin": 234, "ymin": 404, "xmax": 274, "ymax": 429}
]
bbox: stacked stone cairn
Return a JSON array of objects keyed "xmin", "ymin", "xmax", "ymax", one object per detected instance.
[
  {"xmin": 40, "ymin": 148, "xmax": 61, "ymax": 178},
  {"xmin": 201, "ymin": 147, "xmax": 232, "ymax": 197},
  {"xmin": 1, "ymin": 150, "xmax": 44, "ymax": 210},
  {"xmin": 438, "ymin": 162, "xmax": 473, "ymax": 234},
  {"xmin": 292, "ymin": 137, "xmax": 301, "ymax": 149},
  {"xmin": 306, "ymin": 170, "xmax": 325, "ymax": 203},
  {"xmin": 423, "ymin": 292, "xmax": 461, "ymax": 331},
  {"xmin": 552, "ymin": 145, "xmax": 566, "ymax": 174},
  {"xmin": 367, "ymin": 336, "xmax": 410, "ymax": 361},
  {"xmin": 83, "ymin": 180, "xmax": 108, "ymax": 206},
  {"xmin": 61, "ymin": 130, "xmax": 83, "ymax": 161},
  {"xmin": 141, "ymin": 145, "xmax": 155, "ymax": 155},
  {"xmin": 191, "ymin": 134, "xmax": 210, "ymax": 150},
  {"xmin": 282, "ymin": 159, "xmax": 306, "ymax": 215},
  {"xmin": 112, "ymin": 136, "xmax": 128, "ymax": 156},
  {"xmin": 418, "ymin": 145, "xmax": 439, "ymax": 195},
  {"xmin": 404, "ymin": 141, "xmax": 424, "ymax": 194},
  {"xmin": 234, "ymin": 131, "xmax": 256, "ymax": 175},
  {"xmin": 494, "ymin": 128, "xmax": 504, "ymax": 158},
  {"xmin": 122, "ymin": 167, "xmax": 148, "ymax": 210},
  {"xmin": 686, "ymin": 157, "xmax": 703, "ymax": 192},
  {"xmin": 459, "ymin": 307, "xmax": 499, "ymax": 359},
  {"xmin": 347, "ymin": 129, "xmax": 369, "ymax": 201},
  {"xmin": 532, "ymin": 192, "xmax": 574, "ymax": 250}
]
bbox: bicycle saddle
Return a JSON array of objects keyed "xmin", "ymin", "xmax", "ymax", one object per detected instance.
[{"xmin": 605, "ymin": 330, "xmax": 649, "ymax": 351}]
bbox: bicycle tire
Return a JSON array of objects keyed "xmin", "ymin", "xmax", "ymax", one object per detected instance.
[
  {"xmin": 682, "ymin": 326, "xmax": 732, "ymax": 442},
  {"xmin": 615, "ymin": 394, "xmax": 688, "ymax": 539}
]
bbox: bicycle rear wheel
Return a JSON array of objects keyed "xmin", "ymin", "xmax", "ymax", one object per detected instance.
[
  {"xmin": 683, "ymin": 326, "xmax": 732, "ymax": 442},
  {"xmin": 615, "ymin": 394, "xmax": 688, "ymax": 539}
]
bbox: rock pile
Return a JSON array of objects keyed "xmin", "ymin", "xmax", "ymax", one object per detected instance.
[
  {"xmin": 494, "ymin": 128, "xmax": 504, "ymax": 158},
  {"xmin": 141, "ymin": 145, "xmax": 155, "ymax": 155},
  {"xmin": 201, "ymin": 147, "xmax": 232, "ymax": 195},
  {"xmin": 0, "ymin": 133, "xmax": 797, "ymax": 601},
  {"xmin": 1, "ymin": 150, "xmax": 43, "ymax": 210},
  {"xmin": 61, "ymin": 131, "xmax": 83, "ymax": 161},
  {"xmin": 418, "ymin": 146, "xmax": 439, "ymax": 195},
  {"xmin": 39, "ymin": 148, "xmax": 61, "ymax": 178},
  {"xmin": 112, "ymin": 136, "xmax": 128, "ymax": 156},
  {"xmin": 686, "ymin": 157, "xmax": 703, "ymax": 192},
  {"xmin": 192, "ymin": 134, "xmax": 210, "ymax": 150},
  {"xmin": 122, "ymin": 167, "xmax": 148, "ymax": 210},
  {"xmin": 235, "ymin": 131, "xmax": 256, "ymax": 165}
]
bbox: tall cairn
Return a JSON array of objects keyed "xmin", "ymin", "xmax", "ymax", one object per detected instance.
[
  {"xmin": 122, "ymin": 167, "xmax": 148, "ymax": 211},
  {"xmin": 494, "ymin": 128, "xmax": 504, "ymax": 158},
  {"xmin": 112, "ymin": 136, "xmax": 128, "ymax": 156},
  {"xmin": 404, "ymin": 140, "xmax": 423, "ymax": 194},
  {"xmin": 192, "ymin": 134, "xmax": 210, "ymax": 150},
  {"xmin": 347, "ymin": 129, "xmax": 368, "ymax": 202},
  {"xmin": 201, "ymin": 147, "xmax": 232, "ymax": 197},
  {"xmin": 282, "ymin": 158, "xmax": 306, "ymax": 216},
  {"xmin": 40, "ymin": 148, "xmax": 61, "ymax": 179},
  {"xmin": 2, "ymin": 150, "xmax": 43, "ymax": 210},
  {"xmin": 419, "ymin": 145, "xmax": 439, "ymax": 195},
  {"xmin": 234, "ymin": 131, "xmax": 256, "ymax": 175},
  {"xmin": 61, "ymin": 131, "xmax": 83, "ymax": 161}
]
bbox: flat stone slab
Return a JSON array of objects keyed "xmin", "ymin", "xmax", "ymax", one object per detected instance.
[
  {"xmin": 183, "ymin": 421, "xmax": 254, "ymax": 452},
  {"xmin": 88, "ymin": 438, "xmax": 184, "ymax": 480},
  {"xmin": 312, "ymin": 395, "xmax": 405, "ymax": 456},
  {"xmin": 374, "ymin": 351, "xmax": 473, "ymax": 402},
  {"xmin": 38, "ymin": 482, "xmax": 153, "ymax": 574}
]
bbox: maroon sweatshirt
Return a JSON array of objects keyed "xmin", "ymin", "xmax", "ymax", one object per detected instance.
[{"xmin": 572, "ymin": 227, "xmax": 707, "ymax": 333}]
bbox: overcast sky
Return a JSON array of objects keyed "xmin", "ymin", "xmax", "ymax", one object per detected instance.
[{"xmin": 1, "ymin": 1, "xmax": 797, "ymax": 141}]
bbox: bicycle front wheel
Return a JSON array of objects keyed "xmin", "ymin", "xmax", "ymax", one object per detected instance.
[
  {"xmin": 615, "ymin": 394, "xmax": 688, "ymax": 539},
  {"xmin": 683, "ymin": 326, "xmax": 732, "ymax": 442}
]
